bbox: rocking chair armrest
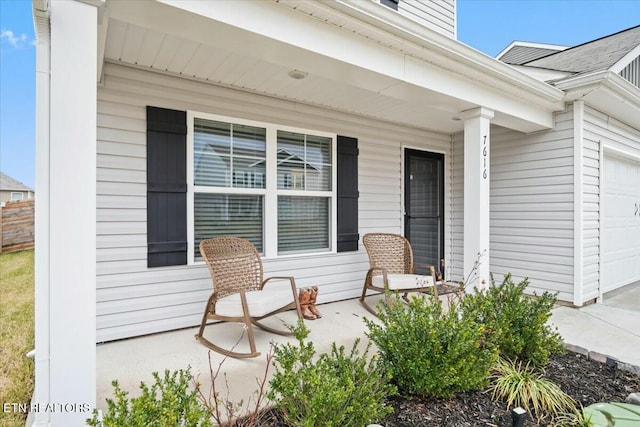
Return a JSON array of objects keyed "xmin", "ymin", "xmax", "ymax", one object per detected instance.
[{"xmin": 261, "ymin": 276, "xmax": 297, "ymax": 292}]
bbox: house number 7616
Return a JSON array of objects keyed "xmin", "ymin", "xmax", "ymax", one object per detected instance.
[{"xmin": 482, "ymin": 135, "xmax": 487, "ymax": 180}]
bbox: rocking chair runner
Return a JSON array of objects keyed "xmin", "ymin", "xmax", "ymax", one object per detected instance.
[
  {"xmin": 360, "ymin": 233, "xmax": 462, "ymax": 315},
  {"xmin": 196, "ymin": 237, "xmax": 302, "ymax": 358}
]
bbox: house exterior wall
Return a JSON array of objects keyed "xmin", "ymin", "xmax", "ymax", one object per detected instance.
[
  {"xmin": 451, "ymin": 108, "xmax": 576, "ymax": 302},
  {"xmin": 397, "ymin": 0, "xmax": 456, "ymax": 38},
  {"xmin": 0, "ymin": 190, "xmax": 33, "ymax": 205},
  {"xmin": 96, "ymin": 63, "xmax": 453, "ymax": 342}
]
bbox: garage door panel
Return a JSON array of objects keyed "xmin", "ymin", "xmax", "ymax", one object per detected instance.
[{"xmin": 602, "ymin": 154, "xmax": 640, "ymax": 293}]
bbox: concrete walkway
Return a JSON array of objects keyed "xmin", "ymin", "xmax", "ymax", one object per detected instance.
[{"xmin": 550, "ymin": 283, "xmax": 640, "ymax": 373}]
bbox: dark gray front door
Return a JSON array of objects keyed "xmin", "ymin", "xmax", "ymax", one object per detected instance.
[{"xmin": 404, "ymin": 149, "xmax": 444, "ymax": 275}]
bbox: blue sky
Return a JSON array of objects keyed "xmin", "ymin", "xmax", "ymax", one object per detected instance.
[{"xmin": 1, "ymin": 0, "xmax": 639, "ymax": 189}]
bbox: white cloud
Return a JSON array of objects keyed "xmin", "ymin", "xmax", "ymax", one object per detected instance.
[{"xmin": 1, "ymin": 29, "xmax": 31, "ymax": 49}]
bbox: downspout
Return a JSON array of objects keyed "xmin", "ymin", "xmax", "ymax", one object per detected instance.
[
  {"xmin": 32, "ymin": 1, "xmax": 51, "ymax": 426},
  {"xmin": 573, "ymin": 100, "xmax": 584, "ymax": 307}
]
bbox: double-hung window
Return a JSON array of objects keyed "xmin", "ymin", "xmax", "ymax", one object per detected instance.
[
  {"xmin": 277, "ymin": 130, "xmax": 333, "ymax": 254},
  {"xmin": 187, "ymin": 112, "xmax": 336, "ymax": 262}
]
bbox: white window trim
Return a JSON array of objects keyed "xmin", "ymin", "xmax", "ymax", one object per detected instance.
[
  {"xmin": 11, "ymin": 192, "xmax": 24, "ymax": 201},
  {"xmin": 186, "ymin": 111, "xmax": 337, "ymax": 264}
]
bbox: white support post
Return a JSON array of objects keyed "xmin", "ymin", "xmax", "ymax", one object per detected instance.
[
  {"xmin": 33, "ymin": 1, "xmax": 51, "ymax": 424},
  {"xmin": 33, "ymin": 1, "xmax": 98, "ymax": 425},
  {"xmin": 573, "ymin": 100, "xmax": 585, "ymax": 306},
  {"xmin": 462, "ymin": 107, "xmax": 494, "ymax": 290}
]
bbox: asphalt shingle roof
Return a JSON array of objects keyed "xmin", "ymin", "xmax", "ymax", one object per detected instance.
[
  {"xmin": 0, "ymin": 172, "xmax": 33, "ymax": 192},
  {"xmin": 500, "ymin": 45, "xmax": 567, "ymax": 65},
  {"xmin": 524, "ymin": 25, "xmax": 640, "ymax": 74}
]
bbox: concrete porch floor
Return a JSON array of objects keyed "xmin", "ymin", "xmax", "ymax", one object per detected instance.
[
  {"xmin": 97, "ymin": 296, "xmax": 384, "ymax": 412},
  {"xmin": 97, "ymin": 284, "xmax": 640, "ymax": 412}
]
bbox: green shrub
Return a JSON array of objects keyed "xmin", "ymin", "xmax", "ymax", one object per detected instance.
[
  {"xmin": 462, "ymin": 274, "xmax": 564, "ymax": 367},
  {"xmin": 364, "ymin": 294, "xmax": 497, "ymax": 398},
  {"xmin": 86, "ymin": 368, "xmax": 212, "ymax": 427},
  {"xmin": 490, "ymin": 357, "xmax": 576, "ymax": 420},
  {"xmin": 267, "ymin": 321, "xmax": 395, "ymax": 427}
]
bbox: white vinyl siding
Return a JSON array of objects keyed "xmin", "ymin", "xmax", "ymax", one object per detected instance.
[
  {"xmin": 451, "ymin": 109, "xmax": 575, "ymax": 301},
  {"xmin": 620, "ymin": 56, "xmax": 640, "ymax": 88},
  {"xmin": 581, "ymin": 106, "xmax": 602, "ymax": 301},
  {"xmin": 450, "ymin": 131, "xmax": 464, "ymax": 281},
  {"xmin": 583, "ymin": 106, "xmax": 640, "ymax": 300},
  {"xmin": 96, "ymin": 62, "xmax": 452, "ymax": 342},
  {"xmin": 397, "ymin": 0, "xmax": 456, "ymax": 38}
]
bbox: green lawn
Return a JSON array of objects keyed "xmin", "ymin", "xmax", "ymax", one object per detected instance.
[{"xmin": 0, "ymin": 249, "xmax": 35, "ymax": 427}]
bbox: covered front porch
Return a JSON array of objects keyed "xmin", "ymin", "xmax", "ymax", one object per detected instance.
[{"xmin": 34, "ymin": 0, "xmax": 566, "ymax": 424}]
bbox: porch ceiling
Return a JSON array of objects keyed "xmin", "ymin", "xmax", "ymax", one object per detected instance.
[{"xmin": 101, "ymin": 0, "xmax": 563, "ymax": 134}]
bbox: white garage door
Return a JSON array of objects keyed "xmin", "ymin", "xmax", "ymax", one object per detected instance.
[{"xmin": 602, "ymin": 154, "xmax": 640, "ymax": 293}]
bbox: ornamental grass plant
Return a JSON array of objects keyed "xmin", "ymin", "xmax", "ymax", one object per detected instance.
[{"xmin": 489, "ymin": 357, "xmax": 576, "ymax": 421}]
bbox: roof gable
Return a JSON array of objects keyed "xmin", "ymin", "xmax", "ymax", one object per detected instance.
[
  {"xmin": 525, "ymin": 25, "xmax": 640, "ymax": 74},
  {"xmin": 0, "ymin": 172, "xmax": 33, "ymax": 192},
  {"xmin": 496, "ymin": 41, "xmax": 569, "ymax": 65}
]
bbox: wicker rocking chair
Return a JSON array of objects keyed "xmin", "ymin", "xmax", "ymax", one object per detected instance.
[
  {"xmin": 360, "ymin": 233, "xmax": 462, "ymax": 315},
  {"xmin": 196, "ymin": 237, "xmax": 302, "ymax": 358}
]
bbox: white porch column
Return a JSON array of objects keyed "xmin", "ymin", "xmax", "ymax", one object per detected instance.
[
  {"xmin": 34, "ymin": 1, "xmax": 98, "ymax": 425},
  {"xmin": 462, "ymin": 107, "xmax": 494, "ymax": 290}
]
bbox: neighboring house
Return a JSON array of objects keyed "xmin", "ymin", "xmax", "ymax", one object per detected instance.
[
  {"xmin": 30, "ymin": 0, "xmax": 639, "ymax": 425},
  {"xmin": 0, "ymin": 172, "xmax": 34, "ymax": 207}
]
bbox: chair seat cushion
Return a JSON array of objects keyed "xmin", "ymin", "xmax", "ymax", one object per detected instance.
[
  {"xmin": 371, "ymin": 274, "xmax": 434, "ymax": 290},
  {"xmin": 215, "ymin": 285, "xmax": 295, "ymax": 317}
]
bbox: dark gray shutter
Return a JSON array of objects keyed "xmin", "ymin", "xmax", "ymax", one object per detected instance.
[
  {"xmin": 146, "ymin": 106, "xmax": 188, "ymax": 267},
  {"xmin": 337, "ymin": 136, "xmax": 359, "ymax": 252}
]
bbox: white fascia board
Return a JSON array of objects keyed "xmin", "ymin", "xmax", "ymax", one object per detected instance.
[
  {"xmin": 610, "ymin": 43, "xmax": 640, "ymax": 74},
  {"xmin": 508, "ymin": 65, "xmax": 574, "ymax": 83},
  {"xmin": 557, "ymin": 71, "xmax": 640, "ymax": 128},
  {"xmin": 495, "ymin": 40, "xmax": 569, "ymax": 61},
  {"xmin": 148, "ymin": 0, "xmax": 563, "ymax": 110}
]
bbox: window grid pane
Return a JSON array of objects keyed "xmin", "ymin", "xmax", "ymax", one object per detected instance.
[
  {"xmin": 278, "ymin": 196, "xmax": 329, "ymax": 254},
  {"xmin": 194, "ymin": 193, "xmax": 263, "ymax": 260},
  {"xmin": 194, "ymin": 118, "xmax": 266, "ymax": 189},
  {"xmin": 277, "ymin": 131, "xmax": 332, "ymax": 191}
]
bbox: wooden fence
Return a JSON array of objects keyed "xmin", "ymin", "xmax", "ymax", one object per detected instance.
[{"xmin": 0, "ymin": 199, "xmax": 35, "ymax": 253}]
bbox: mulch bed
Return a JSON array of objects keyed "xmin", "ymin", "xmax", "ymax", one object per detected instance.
[{"xmin": 237, "ymin": 351, "xmax": 640, "ymax": 427}]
